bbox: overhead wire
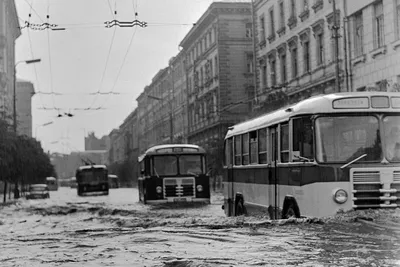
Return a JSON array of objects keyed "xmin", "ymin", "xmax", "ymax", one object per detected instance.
[
  {"xmin": 25, "ymin": 0, "xmax": 48, "ymax": 110},
  {"xmin": 46, "ymin": 0, "xmax": 57, "ymax": 110}
]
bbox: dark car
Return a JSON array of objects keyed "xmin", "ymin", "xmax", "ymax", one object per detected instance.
[{"xmin": 26, "ymin": 184, "xmax": 50, "ymax": 199}]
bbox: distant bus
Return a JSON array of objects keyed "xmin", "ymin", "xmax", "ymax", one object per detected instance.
[
  {"xmin": 76, "ymin": 165, "xmax": 109, "ymax": 196},
  {"xmin": 223, "ymin": 92, "xmax": 400, "ymax": 218},
  {"xmin": 70, "ymin": 177, "xmax": 77, "ymax": 188},
  {"xmin": 108, "ymin": 174, "xmax": 119, "ymax": 188},
  {"xmin": 46, "ymin": 177, "xmax": 58, "ymax": 191},
  {"xmin": 138, "ymin": 144, "xmax": 210, "ymax": 204}
]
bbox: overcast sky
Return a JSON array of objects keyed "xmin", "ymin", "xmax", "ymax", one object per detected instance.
[{"xmin": 15, "ymin": 0, "xmax": 249, "ymax": 154}]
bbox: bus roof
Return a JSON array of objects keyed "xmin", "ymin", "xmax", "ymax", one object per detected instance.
[
  {"xmin": 77, "ymin": 164, "xmax": 107, "ymax": 171},
  {"xmin": 138, "ymin": 144, "xmax": 206, "ymax": 162},
  {"xmin": 46, "ymin": 177, "xmax": 56, "ymax": 180},
  {"xmin": 108, "ymin": 174, "xmax": 118, "ymax": 178},
  {"xmin": 226, "ymin": 92, "xmax": 400, "ymax": 138}
]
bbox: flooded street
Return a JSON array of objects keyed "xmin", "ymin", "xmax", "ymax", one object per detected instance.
[{"xmin": 1, "ymin": 188, "xmax": 400, "ymax": 266}]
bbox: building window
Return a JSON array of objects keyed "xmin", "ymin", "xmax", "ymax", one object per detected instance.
[
  {"xmin": 354, "ymin": 11, "xmax": 363, "ymax": 57},
  {"xmin": 214, "ymin": 55, "xmax": 218, "ymax": 75},
  {"xmin": 234, "ymin": 136, "xmax": 242, "ymax": 165},
  {"xmin": 279, "ymin": 52, "xmax": 287, "ymax": 83},
  {"xmin": 374, "ymin": 1, "xmax": 384, "ymax": 48},
  {"xmin": 303, "ymin": 40, "xmax": 310, "ymax": 73},
  {"xmin": 260, "ymin": 16, "xmax": 266, "ymax": 41},
  {"xmin": 270, "ymin": 57, "xmax": 277, "ymax": 87},
  {"xmin": 291, "ymin": 0, "xmax": 296, "ymax": 17},
  {"xmin": 262, "ymin": 64, "xmax": 267, "ymax": 87},
  {"xmin": 246, "ymin": 23, "xmax": 253, "ymax": 38},
  {"xmin": 249, "ymin": 131, "xmax": 258, "ymax": 164},
  {"xmin": 290, "ymin": 46, "xmax": 298, "ymax": 78},
  {"xmin": 280, "ymin": 124, "xmax": 289, "ymax": 163},
  {"xmin": 269, "ymin": 8, "xmax": 275, "ymax": 36},
  {"xmin": 396, "ymin": 0, "xmax": 400, "ymax": 39},
  {"xmin": 316, "ymin": 32, "xmax": 324, "ymax": 65},
  {"xmin": 279, "ymin": 1, "xmax": 285, "ymax": 28},
  {"xmin": 246, "ymin": 53, "xmax": 254, "ymax": 73}
]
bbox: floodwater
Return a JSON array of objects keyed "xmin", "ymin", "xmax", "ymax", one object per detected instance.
[{"xmin": 1, "ymin": 187, "xmax": 399, "ymax": 266}]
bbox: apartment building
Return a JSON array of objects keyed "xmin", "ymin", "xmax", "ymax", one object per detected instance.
[
  {"xmin": 16, "ymin": 79, "xmax": 34, "ymax": 137},
  {"xmin": 254, "ymin": 0, "xmax": 346, "ymax": 114},
  {"xmin": 347, "ymin": 0, "xmax": 400, "ymax": 92},
  {"xmin": 0, "ymin": 0, "xmax": 21, "ymax": 119},
  {"xmin": 180, "ymin": 1, "xmax": 254, "ymax": 148}
]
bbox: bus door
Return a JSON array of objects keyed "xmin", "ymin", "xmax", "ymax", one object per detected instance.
[
  {"xmin": 225, "ymin": 137, "xmax": 234, "ymax": 216},
  {"xmin": 269, "ymin": 126, "xmax": 279, "ymax": 219}
]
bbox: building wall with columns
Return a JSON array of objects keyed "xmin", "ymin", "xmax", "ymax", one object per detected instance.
[
  {"xmin": 253, "ymin": 0, "xmax": 346, "ymax": 115},
  {"xmin": 0, "ymin": 0, "xmax": 21, "ymax": 120}
]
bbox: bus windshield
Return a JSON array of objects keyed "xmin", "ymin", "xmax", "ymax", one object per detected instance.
[
  {"xmin": 78, "ymin": 169, "xmax": 107, "ymax": 183},
  {"xmin": 152, "ymin": 155, "xmax": 204, "ymax": 176},
  {"xmin": 179, "ymin": 155, "xmax": 203, "ymax": 175},
  {"xmin": 315, "ymin": 116, "xmax": 382, "ymax": 163},
  {"xmin": 383, "ymin": 115, "xmax": 400, "ymax": 162}
]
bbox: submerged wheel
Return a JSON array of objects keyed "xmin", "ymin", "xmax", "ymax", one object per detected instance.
[
  {"xmin": 235, "ymin": 201, "xmax": 247, "ymax": 216},
  {"xmin": 281, "ymin": 196, "xmax": 301, "ymax": 219}
]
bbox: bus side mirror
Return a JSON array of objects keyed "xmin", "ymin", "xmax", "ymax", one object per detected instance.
[{"xmin": 140, "ymin": 169, "xmax": 145, "ymax": 175}]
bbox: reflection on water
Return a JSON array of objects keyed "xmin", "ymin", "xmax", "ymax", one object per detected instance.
[{"xmin": 0, "ymin": 188, "xmax": 399, "ymax": 266}]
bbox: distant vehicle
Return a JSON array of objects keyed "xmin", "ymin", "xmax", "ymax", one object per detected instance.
[
  {"xmin": 138, "ymin": 144, "xmax": 210, "ymax": 204},
  {"xmin": 46, "ymin": 177, "xmax": 58, "ymax": 191},
  {"xmin": 108, "ymin": 174, "xmax": 119, "ymax": 188},
  {"xmin": 70, "ymin": 177, "xmax": 77, "ymax": 188},
  {"xmin": 76, "ymin": 165, "xmax": 109, "ymax": 196},
  {"xmin": 26, "ymin": 184, "xmax": 50, "ymax": 199},
  {"xmin": 223, "ymin": 92, "xmax": 400, "ymax": 219}
]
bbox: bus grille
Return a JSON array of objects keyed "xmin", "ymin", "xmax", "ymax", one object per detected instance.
[
  {"xmin": 351, "ymin": 168, "xmax": 400, "ymax": 209},
  {"xmin": 163, "ymin": 178, "xmax": 195, "ymax": 198}
]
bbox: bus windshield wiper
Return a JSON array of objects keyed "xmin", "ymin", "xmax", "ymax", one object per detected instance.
[
  {"xmin": 340, "ymin": 153, "xmax": 367, "ymax": 169},
  {"xmin": 293, "ymin": 154, "xmax": 312, "ymax": 162},
  {"xmin": 154, "ymin": 167, "xmax": 160, "ymax": 178}
]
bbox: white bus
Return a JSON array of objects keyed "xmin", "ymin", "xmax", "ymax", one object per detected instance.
[{"xmin": 223, "ymin": 92, "xmax": 400, "ymax": 218}]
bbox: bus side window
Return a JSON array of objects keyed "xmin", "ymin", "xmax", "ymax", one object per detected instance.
[
  {"xmin": 293, "ymin": 117, "xmax": 314, "ymax": 161},
  {"xmin": 225, "ymin": 138, "xmax": 233, "ymax": 166},
  {"xmin": 258, "ymin": 128, "xmax": 267, "ymax": 164},
  {"xmin": 249, "ymin": 131, "xmax": 258, "ymax": 164},
  {"xmin": 269, "ymin": 126, "xmax": 277, "ymax": 163},
  {"xmin": 280, "ymin": 123, "xmax": 289, "ymax": 163},
  {"xmin": 234, "ymin": 135, "xmax": 242, "ymax": 165},
  {"xmin": 242, "ymin": 133, "xmax": 250, "ymax": 165}
]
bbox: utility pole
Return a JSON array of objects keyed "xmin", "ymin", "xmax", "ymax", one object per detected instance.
[
  {"xmin": 251, "ymin": 0, "xmax": 258, "ymax": 104},
  {"xmin": 332, "ymin": 0, "xmax": 341, "ymax": 92}
]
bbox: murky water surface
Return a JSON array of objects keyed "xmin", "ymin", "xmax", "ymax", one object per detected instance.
[{"xmin": 1, "ymin": 188, "xmax": 399, "ymax": 266}]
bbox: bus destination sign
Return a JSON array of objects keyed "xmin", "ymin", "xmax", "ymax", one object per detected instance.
[{"xmin": 333, "ymin": 97, "xmax": 369, "ymax": 109}]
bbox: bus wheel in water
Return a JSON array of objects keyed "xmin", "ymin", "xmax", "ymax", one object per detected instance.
[
  {"xmin": 235, "ymin": 193, "xmax": 247, "ymax": 216},
  {"xmin": 281, "ymin": 195, "xmax": 301, "ymax": 219}
]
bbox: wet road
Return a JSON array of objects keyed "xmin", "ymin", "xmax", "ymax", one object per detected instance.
[{"xmin": 1, "ymin": 187, "xmax": 400, "ymax": 266}]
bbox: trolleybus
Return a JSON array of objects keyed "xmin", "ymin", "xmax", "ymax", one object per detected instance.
[
  {"xmin": 76, "ymin": 165, "xmax": 109, "ymax": 196},
  {"xmin": 108, "ymin": 174, "xmax": 119, "ymax": 188},
  {"xmin": 223, "ymin": 92, "xmax": 400, "ymax": 218},
  {"xmin": 138, "ymin": 144, "xmax": 210, "ymax": 204}
]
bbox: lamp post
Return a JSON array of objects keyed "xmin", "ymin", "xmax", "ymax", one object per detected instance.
[
  {"xmin": 35, "ymin": 121, "xmax": 54, "ymax": 138},
  {"xmin": 14, "ymin": 59, "xmax": 41, "ymax": 133},
  {"xmin": 148, "ymin": 94, "xmax": 173, "ymax": 143}
]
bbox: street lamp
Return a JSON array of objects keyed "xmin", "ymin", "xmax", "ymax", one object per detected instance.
[
  {"xmin": 14, "ymin": 58, "xmax": 41, "ymax": 133},
  {"xmin": 35, "ymin": 121, "xmax": 54, "ymax": 138}
]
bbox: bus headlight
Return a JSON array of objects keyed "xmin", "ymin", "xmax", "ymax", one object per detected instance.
[
  {"xmin": 333, "ymin": 189, "xmax": 348, "ymax": 204},
  {"xmin": 196, "ymin": 185, "xmax": 203, "ymax": 192},
  {"xmin": 156, "ymin": 186, "xmax": 162, "ymax": 194}
]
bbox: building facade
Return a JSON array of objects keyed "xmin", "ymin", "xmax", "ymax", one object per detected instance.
[
  {"xmin": 84, "ymin": 132, "xmax": 110, "ymax": 151},
  {"xmin": 347, "ymin": 0, "xmax": 400, "ymax": 92},
  {"xmin": 16, "ymin": 79, "xmax": 34, "ymax": 137},
  {"xmin": 253, "ymin": 0, "xmax": 346, "ymax": 114},
  {"xmin": 0, "ymin": 0, "xmax": 21, "ymax": 119},
  {"xmin": 180, "ymin": 2, "xmax": 254, "ymax": 148}
]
